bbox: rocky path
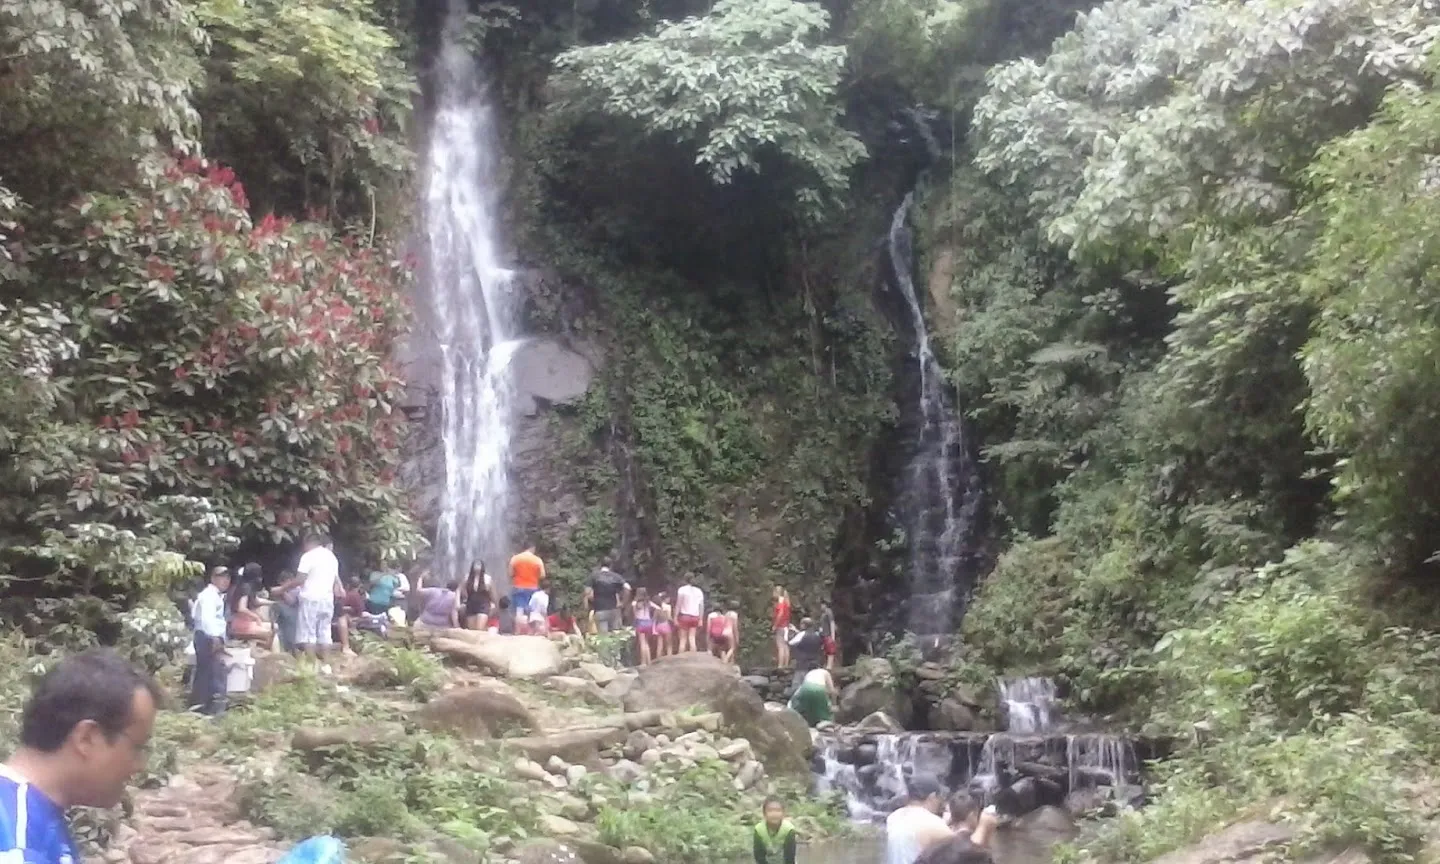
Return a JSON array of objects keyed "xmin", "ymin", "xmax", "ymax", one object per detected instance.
[{"xmin": 119, "ymin": 766, "xmax": 286, "ymax": 864}]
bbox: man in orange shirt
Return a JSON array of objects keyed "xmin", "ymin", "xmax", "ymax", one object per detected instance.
[{"xmin": 509, "ymin": 546, "xmax": 544, "ymax": 635}]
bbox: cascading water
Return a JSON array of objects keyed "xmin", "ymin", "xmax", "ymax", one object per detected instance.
[
  {"xmin": 814, "ymin": 676, "xmax": 1148, "ymax": 820},
  {"xmin": 998, "ymin": 677, "xmax": 1059, "ymax": 734},
  {"xmin": 420, "ymin": 2, "xmax": 524, "ymax": 581},
  {"xmin": 886, "ymin": 193, "xmax": 981, "ymax": 637}
]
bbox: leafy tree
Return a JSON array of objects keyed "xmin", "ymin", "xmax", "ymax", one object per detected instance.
[
  {"xmin": 194, "ymin": 0, "xmax": 416, "ymax": 228},
  {"xmin": 1301, "ymin": 57, "xmax": 1440, "ymax": 571},
  {"xmin": 552, "ymin": 0, "xmax": 867, "ymax": 215},
  {"xmin": 0, "ymin": 153, "xmax": 424, "ymax": 593},
  {"xmin": 0, "ymin": 0, "xmax": 201, "ymax": 201}
]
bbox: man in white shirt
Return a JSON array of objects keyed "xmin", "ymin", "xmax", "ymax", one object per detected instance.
[
  {"xmin": 674, "ymin": 573, "xmax": 704, "ymax": 653},
  {"xmin": 279, "ymin": 534, "xmax": 341, "ymax": 660},
  {"xmin": 189, "ymin": 566, "xmax": 231, "ymax": 716},
  {"xmin": 886, "ymin": 775, "xmax": 954, "ymax": 864}
]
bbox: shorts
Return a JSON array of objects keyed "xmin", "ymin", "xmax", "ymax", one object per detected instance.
[
  {"xmin": 511, "ymin": 588, "xmax": 536, "ymax": 611},
  {"xmin": 822, "ymin": 635, "xmax": 837, "ymax": 656},
  {"xmin": 655, "ymin": 622, "xmax": 673, "ymax": 636},
  {"xmin": 635, "ymin": 620, "xmax": 654, "ymax": 636},
  {"xmin": 464, "ymin": 593, "xmax": 491, "ymax": 617},
  {"xmin": 710, "ymin": 634, "xmax": 731, "ymax": 650},
  {"xmin": 297, "ymin": 598, "xmax": 334, "ymax": 647},
  {"xmin": 790, "ymin": 683, "xmax": 833, "ymax": 726},
  {"xmin": 594, "ymin": 608, "xmax": 623, "ymax": 633},
  {"xmin": 677, "ymin": 614, "xmax": 700, "ymax": 629}
]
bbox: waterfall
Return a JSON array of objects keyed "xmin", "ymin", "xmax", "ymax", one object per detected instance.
[
  {"xmin": 420, "ymin": 3, "xmax": 524, "ymax": 582},
  {"xmin": 886, "ymin": 193, "xmax": 980, "ymax": 636},
  {"xmin": 998, "ymin": 677, "xmax": 1059, "ymax": 734}
]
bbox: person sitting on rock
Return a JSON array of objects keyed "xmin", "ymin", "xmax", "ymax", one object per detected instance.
[
  {"xmin": 752, "ymin": 796, "xmax": 797, "ymax": 864},
  {"xmin": 2, "ymin": 649, "xmax": 160, "ymax": 864},
  {"xmin": 491, "ymin": 596, "xmax": 516, "ymax": 635},
  {"xmin": 788, "ymin": 666, "xmax": 836, "ymax": 726}
]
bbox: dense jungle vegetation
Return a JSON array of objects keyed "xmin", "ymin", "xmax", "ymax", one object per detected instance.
[{"xmin": 7, "ymin": 0, "xmax": 1440, "ymax": 860}]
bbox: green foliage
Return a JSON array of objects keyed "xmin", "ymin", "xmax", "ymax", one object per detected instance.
[
  {"xmin": 359, "ymin": 638, "xmax": 446, "ymax": 701},
  {"xmin": 596, "ymin": 763, "xmax": 845, "ymax": 861},
  {"xmin": 194, "ymin": 0, "xmax": 416, "ymax": 226},
  {"xmin": 1300, "ymin": 56, "xmax": 1440, "ymax": 570},
  {"xmin": 0, "ymin": 0, "xmax": 202, "ymax": 198},
  {"xmin": 0, "ymin": 152, "xmax": 424, "ymax": 597},
  {"xmin": 552, "ymin": 0, "xmax": 866, "ymax": 215}
]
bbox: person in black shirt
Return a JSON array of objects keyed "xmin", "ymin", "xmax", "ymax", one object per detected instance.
[
  {"xmin": 585, "ymin": 562, "xmax": 631, "ymax": 633},
  {"xmin": 786, "ymin": 617, "xmax": 824, "ymax": 692}
]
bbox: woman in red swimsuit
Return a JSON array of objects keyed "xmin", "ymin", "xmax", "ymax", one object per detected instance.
[{"xmin": 772, "ymin": 586, "xmax": 791, "ymax": 667}]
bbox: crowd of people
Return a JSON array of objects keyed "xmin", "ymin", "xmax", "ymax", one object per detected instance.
[{"xmin": 183, "ymin": 535, "xmax": 850, "ymax": 727}]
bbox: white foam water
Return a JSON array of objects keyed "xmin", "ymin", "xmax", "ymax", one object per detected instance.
[{"xmin": 420, "ymin": 0, "xmax": 524, "ymax": 581}]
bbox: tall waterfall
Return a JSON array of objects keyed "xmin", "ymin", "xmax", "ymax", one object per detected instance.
[
  {"xmin": 887, "ymin": 192, "xmax": 980, "ymax": 637},
  {"xmin": 420, "ymin": 4, "xmax": 523, "ymax": 582}
]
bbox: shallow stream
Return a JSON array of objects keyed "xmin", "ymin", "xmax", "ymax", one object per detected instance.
[{"xmin": 792, "ymin": 812, "xmax": 1077, "ymax": 864}]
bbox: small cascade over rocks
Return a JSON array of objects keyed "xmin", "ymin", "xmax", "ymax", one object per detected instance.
[{"xmin": 813, "ymin": 675, "xmax": 1160, "ymax": 823}]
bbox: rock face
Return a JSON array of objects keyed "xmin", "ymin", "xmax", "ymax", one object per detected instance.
[
  {"xmin": 419, "ymin": 685, "xmax": 538, "ymax": 738},
  {"xmin": 415, "ymin": 628, "xmax": 563, "ymax": 678},
  {"xmin": 838, "ymin": 658, "xmax": 909, "ymax": 726},
  {"xmin": 623, "ymin": 653, "xmax": 812, "ymax": 774}
]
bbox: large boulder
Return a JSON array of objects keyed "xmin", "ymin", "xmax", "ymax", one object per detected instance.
[
  {"xmin": 933, "ymin": 697, "xmax": 976, "ymax": 731},
  {"xmin": 415, "ymin": 629, "xmax": 563, "ymax": 678},
  {"xmin": 838, "ymin": 658, "xmax": 909, "ymax": 726},
  {"xmin": 419, "ymin": 685, "xmax": 538, "ymax": 738},
  {"xmin": 622, "ymin": 653, "xmax": 811, "ymax": 774}
]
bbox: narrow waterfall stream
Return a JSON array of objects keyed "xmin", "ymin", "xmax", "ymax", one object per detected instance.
[
  {"xmin": 420, "ymin": 2, "xmax": 524, "ymax": 579},
  {"xmin": 886, "ymin": 193, "xmax": 981, "ymax": 638}
]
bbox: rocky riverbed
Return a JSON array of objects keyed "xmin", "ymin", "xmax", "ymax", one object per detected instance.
[{"xmin": 85, "ymin": 638, "xmax": 836, "ymax": 864}]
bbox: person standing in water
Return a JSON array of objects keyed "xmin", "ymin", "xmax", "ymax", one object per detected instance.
[
  {"xmin": 915, "ymin": 793, "xmax": 1000, "ymax": 864},
  {"xmin": 752, "ymin": 797, "xmax": 797, "ymax": 864},
  {"xmin": 886, "ymin": 775, "xmax": 954, "ymax": 864},
  {"xmin": 771, "ymin": 586, "xmax": 792, "ymax": 667}
]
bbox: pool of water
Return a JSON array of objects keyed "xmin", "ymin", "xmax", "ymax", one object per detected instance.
[{"xmin": 794, "ymin": 809, "xmax": 1077, "ymax": 864}]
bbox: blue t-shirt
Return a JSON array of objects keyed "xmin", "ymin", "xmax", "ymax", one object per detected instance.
[{"xmin": 0, "ymin": 768, "xmax": 79, "ymax": 864}]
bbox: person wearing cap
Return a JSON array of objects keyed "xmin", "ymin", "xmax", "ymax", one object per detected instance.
[
  {"xmin": 190, "ymin": 565, "xmax": 232, "ymax": 716},
  {"xmin": 885, "ymin": 774, "xmax": 954, "ymax": 864}
]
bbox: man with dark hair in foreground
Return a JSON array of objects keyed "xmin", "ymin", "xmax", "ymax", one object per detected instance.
[
  {"xmin": 1, "ymin": 649, "xmax": 160, "ymax": 863},
  {"xmin": 914, "ymin": 792, "xmax": 1000, "ymax": 864}
]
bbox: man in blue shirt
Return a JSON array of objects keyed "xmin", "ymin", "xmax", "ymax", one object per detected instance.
[{"xmin": 1, "ymin": 649, "xmax": 161, "ymax": 863}]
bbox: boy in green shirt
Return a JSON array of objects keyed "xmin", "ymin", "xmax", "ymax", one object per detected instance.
[{"xmin": 753, "ymin": 797, "xmax": 797, "ymax": 864}]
